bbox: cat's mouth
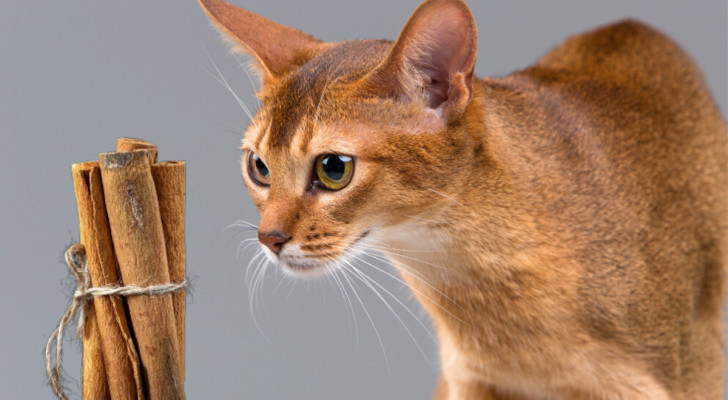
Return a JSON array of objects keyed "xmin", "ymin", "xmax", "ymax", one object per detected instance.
[{"xmin": 270, "ymin": 230, "xmax": 370, "ymax": 277}]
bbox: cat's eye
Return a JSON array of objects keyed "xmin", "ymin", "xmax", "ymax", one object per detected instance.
[
  {"xmin": 246, "ymin": 151, "xmax": 270, "ymax": 186},
  {"xmin": 315, "ymin": 154, "xmax": 354, "ymax": 190}
]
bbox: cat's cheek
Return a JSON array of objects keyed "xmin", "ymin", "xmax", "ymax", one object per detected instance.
[{"xmin": 242, "ymin": 179, "xmax": 268, "ymax": 211}]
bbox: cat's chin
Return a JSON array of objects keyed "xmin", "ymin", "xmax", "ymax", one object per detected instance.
[
  {"xmin": 279, "ymin": 260, "xmax": 331, "ymax": 279},
  {"xmin": 260, "ymin": 247, "xmax": 333, "ymax": 279}
]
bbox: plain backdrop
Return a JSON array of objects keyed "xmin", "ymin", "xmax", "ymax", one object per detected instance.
[{"xmin": 1, "ymin": 1, "xmax": 725, "ymax": 399}]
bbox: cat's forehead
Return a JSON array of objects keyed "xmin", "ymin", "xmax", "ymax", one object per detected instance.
[
  {"xmin": 244, "ymin": 39, "xmax": 441, "ymax": 156},
  {"xmin": 248, "ymin": 40, "xmax": 391, "ymax": 148}
]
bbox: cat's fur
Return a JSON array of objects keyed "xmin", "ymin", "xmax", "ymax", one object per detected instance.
[{"xmin": 199, "ymin": 0, "xmax": 727, "ymax": 398}]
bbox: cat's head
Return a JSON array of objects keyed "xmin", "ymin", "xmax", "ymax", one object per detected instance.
[{"xmin": 201, "ymin": 0, "xmax": 479, "ymax": 276}]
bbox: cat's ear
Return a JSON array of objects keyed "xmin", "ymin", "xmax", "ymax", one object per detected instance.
[
  {"xmin": 362, "ymin": 0, "xmax": 477, "ymax": 121},
  {"xmin": 199, "ymin": 0, "xmax": 325, "ymax": 85}
]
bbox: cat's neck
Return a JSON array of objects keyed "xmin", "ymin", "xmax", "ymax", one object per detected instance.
[{"xmin": 380, "ymin": 77, "xmax": 581, "ymax": 350}]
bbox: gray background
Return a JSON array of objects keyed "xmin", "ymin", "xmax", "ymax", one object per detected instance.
[{"xmin": 1, "ymin": 1, "xmax": 725, "ymax": 399}]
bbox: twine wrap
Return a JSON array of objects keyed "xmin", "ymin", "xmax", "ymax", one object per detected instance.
[{"xmin": 46, "ymin": 244, "xmax": 188, "ymax": 400}]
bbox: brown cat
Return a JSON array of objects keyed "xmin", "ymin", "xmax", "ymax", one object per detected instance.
[{"xmin": 199, "ymin": 0, "xmax": 727, "ymax": 398}]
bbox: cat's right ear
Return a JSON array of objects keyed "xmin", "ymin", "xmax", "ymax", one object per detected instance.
[
  {"xmin": 360, "ymin": 0, "xmax": 477, "ymax": 123},
  {"xmin": 199, "ymin": 0, "xmax": 325, "ymax": 85}
]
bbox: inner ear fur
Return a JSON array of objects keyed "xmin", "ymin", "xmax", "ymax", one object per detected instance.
[
  {"xmin": 361, "ymin": 0, "xmax": 477, "ymax": 120},
  {"xmin": 199, "ymin": 0, "xmax": 326, "ymax": 85}
]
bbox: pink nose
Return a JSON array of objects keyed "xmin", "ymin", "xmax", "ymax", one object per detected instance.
[{"xmin": 258, "ymin": 231, "xmax": 290, "ymax": 255}]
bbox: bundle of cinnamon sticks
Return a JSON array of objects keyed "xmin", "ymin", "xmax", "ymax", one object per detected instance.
[{"xmin": 71, "ymin": 138, "xmax": 186, "ymax": 400}]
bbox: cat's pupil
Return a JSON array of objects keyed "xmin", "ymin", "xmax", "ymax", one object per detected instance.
[
  {"xmin": 321, "ymin": 155, "xmax": 350, "ymax": 181},
  {"xmin": 254, "ymin": 154, "xmax": 269, "ymax": 177}
]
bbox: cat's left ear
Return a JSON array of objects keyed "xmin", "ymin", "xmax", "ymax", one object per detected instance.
[
  {"xmin": 199, "ymin": 0, "xmax": 326, "ymax": 85},
  {"xmin": 362, "ymin": 0, "xmax": 477, "ymax": 122}
]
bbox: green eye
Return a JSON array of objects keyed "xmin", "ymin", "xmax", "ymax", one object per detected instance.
[
  {"xmin": 315, "ymin": 154, "xmax": 354, "ymax": 190},
  {"xmin": 247, "ymin": 151, "xmax": 270, "ymax": 186}
]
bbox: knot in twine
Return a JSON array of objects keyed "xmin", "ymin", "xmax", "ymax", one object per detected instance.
[{"xmin": 46, "ymin": 243, "xmax": 188, "ymax": 400}]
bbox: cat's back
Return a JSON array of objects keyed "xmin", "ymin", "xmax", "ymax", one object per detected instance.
[
  {"xmin": 475, "ymin": 20, "xmax": 726, "ymax": 397},
  {"xmin": 482, "ymin": 19, "xmax": 727, "ymax": 222}
]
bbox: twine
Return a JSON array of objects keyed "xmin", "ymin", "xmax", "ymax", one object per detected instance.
[{"xmin": 46, "ymin": 243, "xmax": 188, "ymax": 400}]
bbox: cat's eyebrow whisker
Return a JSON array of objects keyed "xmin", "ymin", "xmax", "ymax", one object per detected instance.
[
  {"xmin": 231, "ymin": 52, "xmax": 262, "ymax": 109},
  {"xmin": 341, "ymin": 259, "xmax": 435, "ymax": 369},
  {"xmin": 201, "ymin": 46, "xmax": 254, "ymax": 121},
  {"xmin": 213, "ymin": 119, "xmax": 246, "ymax": 135}
]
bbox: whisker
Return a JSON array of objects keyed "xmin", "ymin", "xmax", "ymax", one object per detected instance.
[
  {"xmin": 272, "ymin": 264, "xmax": 291, "ymax": 294},
  {"xmin": 425, "ymin": 187, "xmax": 464, "ymax": 206},
  {"xmin": 213, "ymin": 119, "xmax": 246, "ymax": 135},
  {"xmin": 325, "ymin": 261, "xmax": 360, "ymax": 344},
  {"xmin": 363, "ymin": 251, "xmax": 437, "ymax": 283},
  {"xmin": 225, "ymin": 220, "xmax": 259, "ymax": 231},
  {"xmin": 237, "ymin": 238, "xmax": 260, "ymax": 260},
  {"xmin": 344, "ymin": 258, "xmax": 437, "ymax": 342},
  {"xmin": 347, "ymin": 249, "xmax": 470, "ymax": 326},
  {"xmin": 253, "ymin": 258, "xmax": 270, "ymax": 311},
  {"xmin": 342, "ymin": 260, "xmax": 436, "ymax": 369},
  {"xmin": 359, "ymin": 238, "xmax": 437, "ymax": 254},
  {"xmin": 328, "ymin": 244, "xmax": 459, "ymax": 313},
  {"xmin": 201, "ymin": 46, "xmax": 254, "ymax": 121},
  {"xmin": 231, "ymin": 52, "xmax": 262, "ymax": 109},
  {"xmin": 245, "ymin": 249, "xmax": 273, "ymax": 344},
  {"xmin": 337, "ymin": 261, "xmax": 390, "ymax": 371},
  {"xmin": 244, "ymin": 250, "xmax": 266, "ymax": 284},
  {"xmin": 358, "ymin": 242, "xmax": 447, "ymax": 269}
]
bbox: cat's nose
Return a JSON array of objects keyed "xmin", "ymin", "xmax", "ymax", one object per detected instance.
[{"xmin": 258, "ymin": 230, "xmax": 291, "ymax": 255}]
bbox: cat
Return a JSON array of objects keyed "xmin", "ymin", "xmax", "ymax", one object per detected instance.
[{"xmin": 199, "ymin": 0, "xmax": 727, "ymax": 398}]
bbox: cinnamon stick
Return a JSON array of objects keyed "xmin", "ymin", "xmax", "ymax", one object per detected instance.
[
  {"xmin": 115, "ymin": 138, "xmax": 186, "ymax": 383},
  {"xmin": 72, "ymin": 162, "xmax": 145, "ymax": 400},
  {"xmin": 151, "ymin": 161, "xmax": 186, "ymax": 384},
  {"xmin": 82, "ymin": 307, "xmax": 111, "ymax": 400},
  {"xmin": 116, "ymin": 137, "xmax": 158, "ymax": 163},
  {"xmin": 99, "ymin": 150, "xmax": 185, "ymax": 400}
]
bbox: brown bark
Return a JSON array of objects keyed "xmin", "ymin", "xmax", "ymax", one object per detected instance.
[
  {"xmin": 151, "ymin": 161, "xmax": 187, "ymax": 384},
  {"xmin": 115, "ymin": 138, "xmax": 187, "ymax": 384},
  {"xmin": 99, "ymin": 150, "xmax": 185, "ymax": 400},
  {"xmin": 82, "ymin": 308, "xmax": 110, "ymax": 400},
  {"xmin": 116, "ymin": 137, "xmax": 158, "ymax": 163},
  {"xmin": 72, "ymin": 162, "xmax": 145, "ymax": 400}
]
